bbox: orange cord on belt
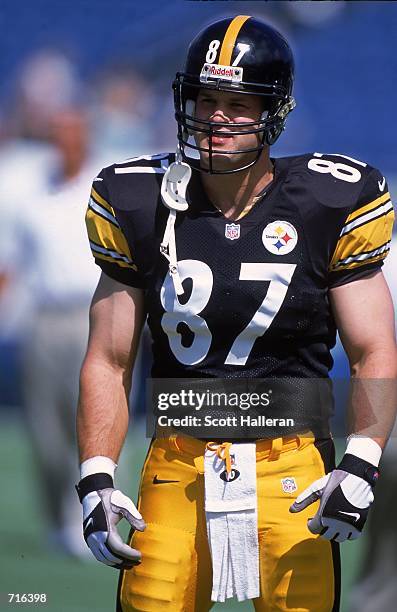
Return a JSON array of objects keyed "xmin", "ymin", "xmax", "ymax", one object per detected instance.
[{"xmin": 206, "ymin": 441, "xmax": 233, "ymax": 474}]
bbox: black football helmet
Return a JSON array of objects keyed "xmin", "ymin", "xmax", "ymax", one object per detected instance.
[{"xmin": 173, "ymin": 15, "xmax": 295, "ymax": 173}]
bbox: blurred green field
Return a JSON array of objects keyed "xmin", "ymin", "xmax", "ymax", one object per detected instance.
[{"xmin": 0, "ymin": 415, "xmax": 363, "ymax": 612}]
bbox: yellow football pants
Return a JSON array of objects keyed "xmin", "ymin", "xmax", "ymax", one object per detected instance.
[{"xmin": 117, "ymin": 434, "xmax": 340, "ymax": 612}]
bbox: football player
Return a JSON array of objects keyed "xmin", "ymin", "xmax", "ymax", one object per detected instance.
[{"xmin": 76, "ymin": 15, "xmax": 397, "ymax": 612}]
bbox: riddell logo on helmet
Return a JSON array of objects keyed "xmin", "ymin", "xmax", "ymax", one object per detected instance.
[
  {"xmin": 208, "ymin": 65, "xmax": 234, "ymax": 77},
  {"xmin": 200, "ymin": 63, "xmax": 243, "ymax": 84}
]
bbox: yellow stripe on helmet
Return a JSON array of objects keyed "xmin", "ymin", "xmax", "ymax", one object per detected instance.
[{"xmin": 218, "ymin": 15, "xmax": 251, "ymax": 66}]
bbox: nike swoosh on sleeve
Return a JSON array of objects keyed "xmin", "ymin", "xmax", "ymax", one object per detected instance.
[
  {"xmin": 85, "ymin": 516, "xmax": 94, "ymax": 528},
  {"xmin": 378, "ymin": 177, "xmax": 386, "ymax": 191},
  {"xmin": 338, "ymin": 510, "xmax": 360, "ymax": 522}
]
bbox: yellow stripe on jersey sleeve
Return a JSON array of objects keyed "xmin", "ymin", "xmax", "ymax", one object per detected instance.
[
  {"xmin": 85, "ymin": 207, "xmax": 137, "ymax": 271},
  {"xmin": 330, "ymin": 251, "xmax": 389, "ymax": 273},
  {"xmin": 329, "ymin": 207, "xmax": 394, "ymax": 272},
  {"xmin": 345, "ymin": 191, "xmax": 390, "ymax": 224},
  {"xmin": 91, "ymin": 187, "xmax": 114, "ymax": 214}
]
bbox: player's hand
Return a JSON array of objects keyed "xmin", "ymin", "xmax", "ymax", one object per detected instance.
[
  {"xmin": 289, "ymin": 453, "xmax": 379, "ymax": 542},
  {"xmin": 76, "ymin": 473, "xmax": 146, "ymax": 569}
]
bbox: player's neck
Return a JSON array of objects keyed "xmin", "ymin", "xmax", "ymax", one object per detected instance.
[{"xmin": 201, "ymin": 151, "xmax": 274, "ymax": 220}]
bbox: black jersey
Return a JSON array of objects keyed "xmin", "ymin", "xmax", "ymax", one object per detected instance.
[{"xmin": 86, "ymin": 152, "xmax": 394, "ymax": 380}]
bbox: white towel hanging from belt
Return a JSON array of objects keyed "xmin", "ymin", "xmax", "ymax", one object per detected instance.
[{"xmin": 204, "ymin": 442, "xmax": 260, "ymax": 602}]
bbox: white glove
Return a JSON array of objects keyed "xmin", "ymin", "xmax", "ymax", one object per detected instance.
[
  {"xmin": 289, "ymin": 437, "xmax": 380, "ymax": 543},
  {"xmin": 76, "ymin": 472, "xmax": 146, "ymax": 569}
]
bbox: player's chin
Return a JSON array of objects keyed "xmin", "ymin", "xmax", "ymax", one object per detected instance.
[
  {"xmin": 199, "ymin": 152, "xmax": 234, "ymax": 172},
  {"xmin": 202, "ymin": 150, "xmax": 256, "ymax": 173}
]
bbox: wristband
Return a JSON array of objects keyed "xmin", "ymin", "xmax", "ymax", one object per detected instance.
[
  {"xmin": 346, "ymin": 435, "xmax": 382, "ymax": 467},
  {"xmin": 80, "ymin": 455, "xmax": 117, "ymax": 479},
  {"xmin": 337, "ymin": 453, "xmax": 379, "ymax": 487},
  {"xmin": 76, "ymin": 473, "xmax": 114, "ymax": 502}
]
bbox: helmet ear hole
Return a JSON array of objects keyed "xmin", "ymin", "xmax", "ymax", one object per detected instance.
[{"xmin": 265, "ymin": 124, "xmax": 282, "ymax": 146}]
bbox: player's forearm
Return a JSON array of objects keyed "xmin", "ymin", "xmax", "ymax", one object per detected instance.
[
  {"xmin": 77, "ymin": 357, "xmax": 131, "ymax": 463},
  {"xmin": 348, "ymin": 345, "xmax": 397, "ymax": 449}
]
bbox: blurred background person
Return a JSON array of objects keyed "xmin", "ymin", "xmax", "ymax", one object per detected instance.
[
  {"xmin": 90, "ymin": 63, "xmax": 155, "ymax": 165},
  {"xmin": 0, "ymin": 50, "xmax": 83, "ymax": 343},
  {"xmin": 0, "ymin": 49, "xmax": 101, "ymax": 555},
  {"xmin": 15, "ymin": 104, "xmax": 100, "ymax": 557},
  {"xmin": 0, "ymin": 49, "xmax": 153, "ymax": 558}
]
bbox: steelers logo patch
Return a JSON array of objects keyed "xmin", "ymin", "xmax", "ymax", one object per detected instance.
[{"xmin": 262, "ymin": 220, "xmax": 298, "ymax": 255}]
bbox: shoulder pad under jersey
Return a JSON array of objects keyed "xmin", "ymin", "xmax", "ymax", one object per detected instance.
[
  {"xmin": 287, "ymin": 152, "xmax": 377, "ymax": 210},
  {"xmin": 101, "ymin": 152, "xmax": 175, "ymax": 213}
]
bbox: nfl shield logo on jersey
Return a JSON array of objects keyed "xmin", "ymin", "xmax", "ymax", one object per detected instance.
[
  {"xmin": 225, "ymin": 223, "xmax": 241, "ymax": 240},
  {"xmin": 281, "ymin": 477, "xmax": 297, "ymax": 493}
]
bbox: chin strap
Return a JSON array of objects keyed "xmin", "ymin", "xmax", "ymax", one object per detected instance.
[
  {"xmin": 160, "ymin": 209, "xmax": 184, "ymax": 295},
  {"xmin": 160, "ymin": 147, "xmax": 192, "ymax": 296}
]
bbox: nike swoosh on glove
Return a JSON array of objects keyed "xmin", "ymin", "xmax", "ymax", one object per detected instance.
[
  {"xmin": 76, "ymin": 473, "xmax": 146, "ymax": 569},
  {"xmin": 289, "ymin": 454, "xmax": 379, "ymax": 542}
]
